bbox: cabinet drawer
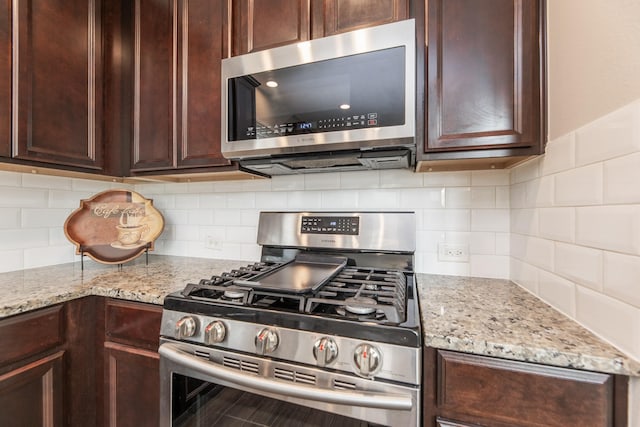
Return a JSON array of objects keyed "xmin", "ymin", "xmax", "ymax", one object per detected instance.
[
  {"xmin": 104, "ymin": 299, "xmax": 162, "ymax": 350},
  {"xmin": 437, "ymin": 350, "xmax": 614, "ymax": 427},
  {"xmin": 0, "ymin": 305, "xmax": 64, "ymax": 366}
]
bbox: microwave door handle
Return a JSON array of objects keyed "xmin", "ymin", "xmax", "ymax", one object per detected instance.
[{"xmin": 159, "ymin": 343, "xmax": 413, "ymax": 411}]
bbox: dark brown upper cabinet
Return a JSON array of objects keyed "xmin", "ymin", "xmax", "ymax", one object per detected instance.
[
  {"xmin": 129, "ymin": 0, "xmax": 231, "ymax": 173},
  {"xmin": 0, "ymin": 0, "xmax": 9, "ymax": 158},
  {"xmin": 12, "ymin": 0, "xmax": 104, "ymax": 170},
  {"xmin": 312, "ymin": 0, "xmax": 409, "ymax": 38},
  {"xmin": 421, "ymin": 0, "xmax": 545, "ymax": 165},
  {"xmin": 231, "ymin": 0, "xmax": 408, "ymax": 56}
]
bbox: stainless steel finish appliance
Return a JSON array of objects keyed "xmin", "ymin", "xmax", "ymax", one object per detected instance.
[
  {"xmin": 160, "ymin": 211, "xmax": 421, "ymax": 426},
  {"xmin": 221, "ymin": 20, "xmax": 416, "ymax": 176}
]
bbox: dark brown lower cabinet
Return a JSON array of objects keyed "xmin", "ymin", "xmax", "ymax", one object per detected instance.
[
  {"xmin": 424, "ymin": 348, "xmax": 629, "ymax": 427},
  {"xmin": 101, "ymin": 298, "xmax": 163, "ymax": 427}
]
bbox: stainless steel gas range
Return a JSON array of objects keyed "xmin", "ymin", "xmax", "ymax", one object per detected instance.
[{"xmin": 159, "ymin": 211, "xmax": 421, "ymax": 426}]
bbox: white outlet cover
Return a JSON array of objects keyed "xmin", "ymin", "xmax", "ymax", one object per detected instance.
[{"xmin": 438, "ymin": 242, "xmax": 469, "ymax": 262}]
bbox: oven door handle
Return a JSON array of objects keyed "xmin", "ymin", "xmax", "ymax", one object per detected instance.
[{"xmin": 159, "ymin": 343, "xmax": 413, "ymax": 411}]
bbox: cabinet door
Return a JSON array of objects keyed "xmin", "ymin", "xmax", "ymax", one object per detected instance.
[
  {"xmin": 425, "ymin": 0, "xmax": 543, "ymax": 154},
  {"xmin": 0, "ymin": 351, "xmax": 64, "ymax": 427},
  {"xmin": 0, "ymin": 0, "xmax": 9, "ymax": 158},
  {"xmin": 104, "ymin": 342, "xmax": 159, "ymax": 427},
  {"xmin": 176, "ymin": 0, "xmax": 231, "ymax": 168},
  {"xmin": 130, "ymin": 0, "xmax": 176, "ymax": 172},
  {"xmin": 13, "ymin": 0, "xmax": 103, "ymax": 170},
  {"xmin": 232, "ymin": 0, "xmax": 311, "ymax": 55},
  {"xmin": 312, "ymin": 0, "xmax": 408, "ymax": 38}
]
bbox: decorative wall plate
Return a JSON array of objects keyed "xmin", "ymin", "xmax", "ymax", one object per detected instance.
[{"xmin": 64, "ymin": 189, "xmax": 165, "ymax": 265}]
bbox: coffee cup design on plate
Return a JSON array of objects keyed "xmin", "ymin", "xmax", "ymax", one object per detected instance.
[{"xmin": 115, "ymin": 212, "xmax": 149, "ymax": 247}]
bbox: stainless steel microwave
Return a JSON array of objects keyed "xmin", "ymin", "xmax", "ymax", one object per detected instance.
[{"xmin": 221, "ymin": 19, "xmax": 416, "ymax": 175}]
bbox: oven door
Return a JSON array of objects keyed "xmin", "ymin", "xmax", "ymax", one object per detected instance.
[{"xmin": 159, "ymin": 341, "xmax": 419, "ymax": 427}]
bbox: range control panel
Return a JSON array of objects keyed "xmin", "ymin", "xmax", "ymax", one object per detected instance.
[{"xmin": 301, "ymin": 216, "xmax": 360, "ymax": 235}]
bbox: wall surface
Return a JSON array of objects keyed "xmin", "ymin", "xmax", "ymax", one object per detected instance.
[
  {"xmin": 135, "ymin": 168, "xmax": 511, "ymax": 279},
  {"xmin": 547, "ymin": 0, "xmax": 640, "ymax": 139},
  {"xmin": 0, "ymin": 171, "xmax": 120, "ymax": 272}
]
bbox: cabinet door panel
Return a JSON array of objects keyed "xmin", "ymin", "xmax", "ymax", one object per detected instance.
[
  {"xmin": 232, "ymin": 0, "xmax": 310, "ymax": 55},
  {"xmin": 0, "ymin": 351, "xmax": 64, "ymax": 427},
  {"xmin": 104, "ymin": 342, "xmax": 159, "ymax": 427},
  {"xmin": 131, "ymin": 0, "xmax": 175, "ymax": 171},
  {"xmin": 0, "ymin": 0, "xmax": 9, "ymax": 158},
  {"xmin": 176, "ymin": 0, "xmax": 231, "ymax": 168},
  {"xmin": 426, "ymin": 0, "xmax": 541, "ymax": 152},
  {"xmin": 437, "ymin": 350, "xmax": 614, "ymax": 427},
  {"xmin": 317, "ymin": 0, "xmax": 408, "ymax": 37},
  {"xmin": 13, "ymin": 0, "xmax": 103, "ymax": 169},
  {"xmin": 105, "ymin": 298, "xmax": 162, "ymax": 350}
]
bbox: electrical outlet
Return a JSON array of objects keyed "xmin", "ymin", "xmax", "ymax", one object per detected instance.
[
  {"xmin": 438, "ymin": 243, "xmax": 469, "ymax": 262},
  {"xmin": 204, "ymin": 236, "xmax": 223, "ymax": 250}
]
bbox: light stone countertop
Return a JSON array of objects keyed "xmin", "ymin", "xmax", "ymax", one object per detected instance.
[
  {"xmin": 0, "ymin": 256, "xmax": 638, "ymax": 377},
  {"xmin": 416, "ymin": 273, "xmax": 640, "ymax": 377}
]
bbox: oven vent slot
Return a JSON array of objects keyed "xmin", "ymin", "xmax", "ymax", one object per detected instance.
[
  {"xmin": 273, "ymin": 368, "xmax": 316, "ymax": 385},
  {"xmin": 194, "ymin": 350, "xmax": 210, "ymax": 359},
  {"xmin": 223, "ymin": 357, "xmax": 259, "ymax": 375},
  {"xmin": 333, "ymin": 379, "xmax": 357, "ymax": 390}
]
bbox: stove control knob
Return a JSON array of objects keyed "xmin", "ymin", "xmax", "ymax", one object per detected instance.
[
  {"xmin": 255, "ymin": 328, "xmax": 279, "ymax": 355},
  {"xmin": 204, "ymin": 320, "xmax": 226, "ymax": 344},
  {"xmin": 175, "ymin": 316, "xmax": 197, "ymax": 339},
  {"xmin": 313, "ymin": 337, "xmax": 338, "ymax": 367},
  {"xmin": 353, "ymin": 344, "xmax": 382, "ymax": 378}
]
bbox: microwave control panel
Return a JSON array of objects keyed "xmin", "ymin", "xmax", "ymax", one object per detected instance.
[
  {"xmin": 301, "ymin": 216, "xmax": 360, "ymax": 235},
  {"xmin": 247, "ymin": 113, "xmax": 379, "ymax": 139}
]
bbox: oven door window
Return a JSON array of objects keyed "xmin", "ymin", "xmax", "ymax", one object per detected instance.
[{"xmin": 172, "ymin": 374, "xmax": 386, "ymax": 427}]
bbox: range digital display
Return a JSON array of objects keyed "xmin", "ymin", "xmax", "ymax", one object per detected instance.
[{"xmin": 300, "ymin": 216, "xmax": 360, "ymax": 235}]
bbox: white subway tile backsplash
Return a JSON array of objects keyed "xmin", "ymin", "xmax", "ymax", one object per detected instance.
[
  {"xmin": 576, "ymin": 286, "xmax": 640, "ymax": 360},
  {"xmin": 416, "ymin": 230, "xmax": 444, "ymax": 253},
  {"xmin": 575, "ymin": 102, "xmax": 640, "ymax": 167},
  {"xmin": 339, "ymin": 170, "xmax": 380, "ymax": 189},
  {"xmin": 470, "ymin": 255, "xmax": 509, "ymax": 279},
  {"xmin": 538, "ymin": 207, "xmax": 575, "ymax": 243},
  {"xmin": 554, "ymin": 242, "xmax": 603, "ymax": 291},
  {"xmin": 227, "ymin": 193, "xmax": 255, "ymax": 209},
  {"xmin": 49, "ymin": 228, "xmax": 70, "ymax": 246},
  {"xmin": 604, "ymin": 152, "xmax": 640, "ymax": 204},
  {"xmin": 305, "ymin": 173, "xmax": 341, "ymax": 190},
  {"xmin": 509, "ymin": 182, "xmax": 527, "ymax": 209},
  {"xmin": 240, "ymin": 210, "xmax": 261, "ymax": 226},
  {"xmin": 212, "ymin": 209, "xmax": 242, "ymax": 226},
  {"xmin": 135, "ymin": 183, "xmax": 166, "ymax": 195},
  {"xmin": 0, "ymin": 171, "xmax": 21, "ymax": 187},
  {"xmin": 511, "ymin": 208, "xmax": 539, "ymax": 237},
  {"xmin": 525, "ymin": 175, "xmax": 554, "ymax": 208},
  {"xmin": 199, "ymin": 193, "xmax": 226, "ymax": 209},
  {"xmin": 255, "ymin": 192, "xmax": 287, "ymax": 209},
  {"xmin": 380, "ymin": 169, "xmax": 423, "ymax": 188},
  {"xmin": 423, "ymin": 209, "xmax": 470, "ymax": 231},
  {"xmin": 470, "ymin": 232, "xmax": 496, "ymax": 254},
  {"xmin": 510, "ymin": 258, "xmax": 539, "ymax": 294},
  {"xmin": 48, "ymin": 190, "xmax": 93, "ymax": 209},
  {"xmin": 421, "ymin": 252, "xmax": 470, "ymax": 276},
  {"xmin": 225, "ymin": 226, "xmax": 256, "ymax": 244},
  {"xmin": 471, "ymin": 209, "xmax": 509, "ymax": 232},
  {"xmin": 423, "ymin": 171, "xmax": 470, "ymax": 187},
  {"xmin": 287, "ymin": 191, "xmax": 322, "ymax": 209},
  {"xmin": 495, "ymin": 233, "xmax": 510, "ymax": 255},
  {"xmin": 495, "ymin": 186, "xmax": 510, "ymax": 209},
  {"xmin": 0, "ymin": 228, "xmax": 49, "ymax": 250},
  {"xmin": 604, "ymin": 252, "xmax": 640, "ymax": 308},
  {"xmin": 539, "ymin": 132, "xmax": 575, "ymax": 176},
  {"xmin": 0, "ymin": 249, "xmax": 23, "ymax": 272},
  {"xmin": 23, "ymin": 245, "xmax": 75, "ymax": 269},
  {"xmin": 554, "ymin": 163, "xmax": 603, "ymax": 206},
  {"xmin": 22, "ymin": 209, "xmax": 71, "ymax": 228},
  {"xmin": 470, "ymin": 187, "xmax": 495, "ymax": 208},
  {"xmin": 400, "ymin": 188, "xmax": 444, "ymax": 209},
  {"xmin": 173, "ymin": 225, "xmax": 200, "ymax": 241},
  {"xmin": 525, "ymin": 237, "xmax": 555, "ymax": 271},
  {"xmin": 511, "ymin": 157, "xmax": 539, "ymax": 184},
  {"xmin": 175, "ymin": 194, "xmax": 199, "ymax": 209},
  {"xmin": 471, "ymin": 170, "xmax": 510, "ymax": 186},
  {"xmin": 269, "ymin": 175, "xmax": 304, "ymax": 191},
  {"xmin": 163, "ymin": 209, "xmax": 189, "ymax": 225},
  {"xmin": 538, "ymin": 270, "xmax": 576, "ymax": 317},
  {"xmin": 0, "ymin": 208, "xmax": 20, "ymax": 229},
  {"xmin": 186, "ymin": 182, "xmax": 215, "ymax": 194},
  {"xmin": 0, "ymin": 187, "xmax": 48, "ymax": 208},
  {"xmin": 357, "ymin": 189, "xmax": 399, "ymax": 209},
  {"xmin": 71, "ymin": 178, "xmax": 118, "ymax": 193},
  {"xmin": 187, "ymin": 210, "xmax": 214, "ymax": 226},
  {"xmin": 320, "ymin": 190, "xmax": 359, "ymax": 209},
  {"xmin": 576, "ymin": 205, "xmax": 640, "ymax": 255},
  {"xmin": 22, "ymin": 174, "xmax": 72, "ymax": 190}
]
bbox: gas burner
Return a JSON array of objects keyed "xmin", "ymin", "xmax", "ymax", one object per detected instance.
[
  {"xmin": 344, "ymin": 296, "xmax": 377, "ymax": 314},
  {"xmin": 223, "ymin": 289, "xmax": 245, "ymax": 300}
]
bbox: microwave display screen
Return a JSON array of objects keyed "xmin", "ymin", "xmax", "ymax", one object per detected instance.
[{"xmin": 227, "ymin": 47, "xmax": 405, "ymax": 141}]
